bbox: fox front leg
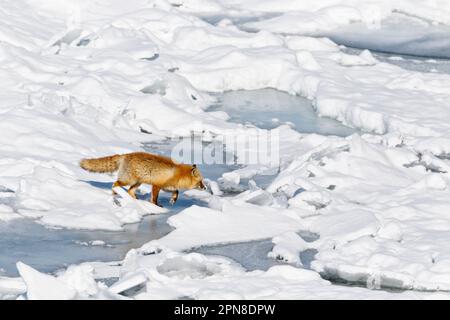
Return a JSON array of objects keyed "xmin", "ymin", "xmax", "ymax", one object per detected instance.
[
  {"xmin": 169, "ymin": 190, "xmax": 179, "ymax": 205},
  {"xmin": 112, "ymin": 180, "xmax": 126, "ymax": 195},
  {"xmin": 151, "ymin": 185, "xmax": 162, "ymax": 207}
]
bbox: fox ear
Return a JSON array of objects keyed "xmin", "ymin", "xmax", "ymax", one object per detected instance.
[
  {"xmin": 193, "ymin": 164, "xmax": 197, "ymax": 168},
  {"xmin": 191, "ymin": 166, "xmax": 200, "ymax": 177}
]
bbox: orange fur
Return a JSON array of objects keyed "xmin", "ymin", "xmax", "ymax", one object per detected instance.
[
  {"xmin": 80, "ymin": 152, "xmax": 205, "ymax": 206},
  {"xmin": 80, "ymin": 155, "xmax": 121, "ymax": 173}
]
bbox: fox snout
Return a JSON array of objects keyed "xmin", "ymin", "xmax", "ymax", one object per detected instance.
[
  {"xmin": 197, "ymin": 180, "xmax": 207, "ymax": 190},
  {"xmin": 191, "ymin": 165, "xmax": 207, "ymax": 191}
]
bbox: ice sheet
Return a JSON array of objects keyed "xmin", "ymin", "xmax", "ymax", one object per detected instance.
[
  {"xmin": 3, "ymin": 0, "xmax": 450, "ymax": 299},
  {"xmin": 208, "ymin": 88, "xmax": 356, "ymax": 136}
]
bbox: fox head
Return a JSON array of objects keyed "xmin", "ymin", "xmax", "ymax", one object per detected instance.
[{"xmin": 191, "ymin": 164, "xmax": 206, "ymax": 190}]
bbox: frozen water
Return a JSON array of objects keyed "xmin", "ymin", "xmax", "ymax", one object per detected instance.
[
  {"xmin": 209, "ymin": 89, "xmax": 356, "ymax": 136},
  {"xmin": 323, "ymin": 13, "xmax": 450, "ymax": 59},
  {"xmin": 0, "ymin": 198, "xmax": 187, "ymax": 277},
  {"xmin": 192, "ymin": 239, "xmax": 282, "ymax": 271},
  {"xmin": 0, "ymin": 88, "xmax": 347, "ymax": 277},
  {"xmin": 5, "ymin": 0, "xmax": 450, "ymax": 299},
  {"xmin": 344, "ymin": 47, "xmax": 450, "ymax": 75},
  {"xmin": 192, "ymin": 230, "xmax": 319, "ymax": 272},
  {"xmin": 0, "ymin": 139, "xmax": 234, "ymax": 277}
]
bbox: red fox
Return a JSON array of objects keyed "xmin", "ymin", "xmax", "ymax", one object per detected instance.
[{"xmin": 80, "ymin": 152, "xmax": 206, "ymax": 206}]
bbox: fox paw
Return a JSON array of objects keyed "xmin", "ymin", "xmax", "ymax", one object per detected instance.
[{"xmin": 169, "ymin": 198, "xmax": 177, "ymax": 205}]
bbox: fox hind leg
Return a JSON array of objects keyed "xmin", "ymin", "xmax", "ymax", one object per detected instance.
[
  {"xmin": 169, "ymin": 190, "xmax": 179, "ymax": 205},
  {"xmin": 127, "ymin": 183, "xmax": 141, "ymax": 199}
]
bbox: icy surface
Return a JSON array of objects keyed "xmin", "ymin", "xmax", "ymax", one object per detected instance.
[
  {"xmin": 323, "ymin": 13, "xmax": 450, "ymax": 59},
  {"xmin": 0, "ymin": 140, "xmax": 232, "ymax": 277},
  {"xmin": 343, "ymin": 48, "xmax": 450, "ymax": 76},
  {"xmin": 193, "ymin": 230, "xmax": 318, "ymax": 271},
  {"xmin": 3, "ymin": 0, "xmax": 450, "ymax": 300},
  {"xmin": 0, "ymin": 212, "xmax": 172, "ymax": 278},
  {"xmin": 209, "ymin": 89, "xmax": 355, "ymax": 136}
]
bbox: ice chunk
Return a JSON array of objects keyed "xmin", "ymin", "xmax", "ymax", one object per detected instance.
[
  {"xmin": 16, "ymin": 262, "xmax": 77, "ymax": 300},
  {"xmin": 58, "ymin": 265, "xmax": 99, "ymax": 298},
  {"xmin": 268, "ymin": 232, "xmax": 309, "ymax": 265},
  {"xmin": 109, "ymin": 272, "xmax": 147, "ymax": 295}
]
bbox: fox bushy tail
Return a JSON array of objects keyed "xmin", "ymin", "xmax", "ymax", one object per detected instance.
[{"xmin": 80, "ymin": 155, "xmax": 122, "ymax": 173}]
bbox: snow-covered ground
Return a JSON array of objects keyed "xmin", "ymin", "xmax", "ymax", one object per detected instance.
[{"xmin": 2, "ymin": 0, "xmax": 450, "ymax": 299}]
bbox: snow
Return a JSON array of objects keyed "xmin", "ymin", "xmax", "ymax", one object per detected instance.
[
  {"xmin": 16, "ymin": 261, "xmax": 125, "ymax": 300},
  {"xmin": 17, "ymin": 262, "xmax": 77, "ymax": 300},
  {"xmin": 323, "ymin": 13, "xmax": 450, "ymax": 59},
  {"xmin": 0, "ymin": 276, "xmax": 27, "ymax": 300},
  {"xmin": 142, "ymin": 201, "xmax": 306, "ymax": 251},
  {"xmin": 268, "ymin": 232, "xmax": 309, "ymax": 266},
  {"xmin": 113, "ymin": 251, "xmax": 450, "ymax": 300},
  {"xmin": 2, "ymin": 0, "xmax": 450, "ymax": 300},
  {"xmin": 240, "ymin": 1, "xmax": 450, "ymax": 36}
]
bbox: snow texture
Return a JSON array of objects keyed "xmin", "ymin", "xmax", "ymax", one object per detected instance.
[{"xmin": 2, "ymin": 0, "xmax": 450, "ymax": 299}]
